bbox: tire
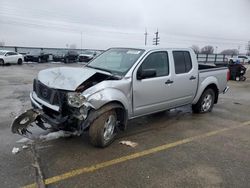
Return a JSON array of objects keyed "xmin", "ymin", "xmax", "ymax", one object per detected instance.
[
  {"xmin": 17, "ymin": 58, "xmax": 23, "ymax": 65},
  {"xmin": 240, "ymin": 76, "xmax": 246, "ymax": 81},
  {"xmin": 0, "ymin": 59, "xmax": 4, "ymax": 66},
  {"xmin": 89, "ymin": 110, "xmax": 117, "ymax": 147},
  {"xmin": 192, "ymin": 88, "xmax": 215, "ymax": 114}
]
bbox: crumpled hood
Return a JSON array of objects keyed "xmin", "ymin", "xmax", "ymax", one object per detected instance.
[{"xmin": 38, "ymin": 67, "xmax": 98, "ymax": 91}]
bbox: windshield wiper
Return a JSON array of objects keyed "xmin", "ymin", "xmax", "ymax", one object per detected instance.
[{"xmin": 86, "ymin": 65, "xmax": 113, "ymax": 74}]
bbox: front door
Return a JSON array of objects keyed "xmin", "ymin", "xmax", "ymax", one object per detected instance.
[{"xmin": 132, "ymin": 51, "xmax": 174, "ymax": 116}]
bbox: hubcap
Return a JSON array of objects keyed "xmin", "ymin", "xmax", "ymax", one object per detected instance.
[
  {"xmin": 202, "ymin": 94, "xmax": 212, "ymax": 112},
  {"xmin": 103, "ymin": 114, "xmax": 116, "ymax": 141}
]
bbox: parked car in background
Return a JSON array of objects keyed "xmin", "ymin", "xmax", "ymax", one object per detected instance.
[
  {"xmin": 52, "ymin": 51, "xmax": 66, "ymax": 62},
  {"xmin": 24, "ymin": 52, "xmax": 50, "ymax": 63},
  {"xmin": 0, "ymin": 50, "xmax": 24, "ymax": 65},
  {"xmin": 227, "ymin": 55, "xmax": 250, "ymax": 64},
  {"xmin": 78, "ymin": 50, "xmax": 98, "ymax": 62},
  {"xmin": 64, "ymin": 50, "xmax": 79, "ymax": 63}
]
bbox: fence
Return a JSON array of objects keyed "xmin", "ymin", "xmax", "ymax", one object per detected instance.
[
  {"xmin": 0, "ymin": 45, "xmax": 102, "ymax": 54},
  {"xmin": 0, "ymin": 45, "xmax": 242, "ymax": 65}
]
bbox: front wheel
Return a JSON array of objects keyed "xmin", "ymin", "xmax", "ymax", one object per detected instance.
[
  {"xmin": 0, "ymin": 59, "xmax": 4, "ymax": 66},
  {"xmin": 89, "ymin": 110, "xmax": 117, "ymax": 147},
  {"xmin": 192, "ymin": 88, "xmax": 215, "ymax": 113}
]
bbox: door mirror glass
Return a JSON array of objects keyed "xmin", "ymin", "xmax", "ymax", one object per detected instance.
[{"xmin": 137, "ymin": 69, "xmax": 157, "ymax": 80}]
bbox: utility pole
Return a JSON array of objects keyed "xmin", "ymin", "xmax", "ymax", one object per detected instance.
[
  {"xmin": 144, "ymin": 28, "xmax": 148, "ymax": 46},
  {"xmin": 238, "ymin": 45, "xmax": 241, "ymax": 55},
  {"xmin": 80, "ymin": 32, "xmax": 83, "ymax": 52},
  {"xmin": 153, "ymin": 29, "xmax": 160, "ymax": 45}
]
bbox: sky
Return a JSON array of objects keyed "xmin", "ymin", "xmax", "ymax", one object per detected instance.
[{"xmin": 0, "ymin": 0, "xmax": 249, "ymax": 53}]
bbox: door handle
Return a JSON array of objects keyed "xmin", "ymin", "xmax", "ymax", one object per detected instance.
[
  {"xmin": 165, "ymin": 80, "xmax": 174, "ymax": 84},
  {"xmin": 189, "ymin": 76, "xmax": 196, "ymax": 80}
]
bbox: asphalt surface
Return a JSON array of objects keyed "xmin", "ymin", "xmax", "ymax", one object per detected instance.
[{"xmin": 0, "ymin": 63, "xmax": 250, "ymax": 188}]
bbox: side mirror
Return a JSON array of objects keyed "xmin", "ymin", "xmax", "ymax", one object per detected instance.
[
  {"xmin": 137, "ymin": 69, "xmax": 157, "ymax": 80},
  {"xmin": 5, "ymin": 54, "xmax": 8, "ymax": 56}
]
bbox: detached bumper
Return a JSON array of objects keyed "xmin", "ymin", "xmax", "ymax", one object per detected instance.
[{"xmin": 223, "ymin": 86, "xmax": 229, "ymax": 94}]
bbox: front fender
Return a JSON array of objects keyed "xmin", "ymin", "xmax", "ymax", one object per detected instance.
[
  {"xmin": 192, "ymin": 76, "xmax": 219, "ymax": 104},
  {"xmin": 86, "ymin": 88, "xmax": 132, "ymax": 116}
]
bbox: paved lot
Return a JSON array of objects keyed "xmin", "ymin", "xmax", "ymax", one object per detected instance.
[{"xmin": 0, "ymin": 63, "xmax": 250, "ymax": 188}]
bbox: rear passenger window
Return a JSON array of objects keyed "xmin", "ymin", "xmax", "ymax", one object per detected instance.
[{"xmin": 173, "ymin": 51, "xmax": 192, "ymax": 74}]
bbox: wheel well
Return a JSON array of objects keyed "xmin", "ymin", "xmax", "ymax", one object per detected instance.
[
  {"xmin": 205, "ymin": 84, "xmax": 219, "ymax": 104},
  {"xmin": 84, "ymin": 101, "xmax": 128, "ymax": 132},
  {"xmin": 102, "ymin": 101, "xmax": 128, "ymax": 131}
]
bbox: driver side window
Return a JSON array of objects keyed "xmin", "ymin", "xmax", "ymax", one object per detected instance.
[{"xmin": 139, "ymin": 51, "xmax": 169, "ymax": 78}]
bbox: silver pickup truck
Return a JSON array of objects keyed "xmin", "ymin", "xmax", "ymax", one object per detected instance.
[{"xmin": 11, "ymin": 47, "xmax": 229, "ymax": 147}]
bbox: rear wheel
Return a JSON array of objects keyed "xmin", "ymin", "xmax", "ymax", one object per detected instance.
[
  {"xmin": 89, "ymin": 110, "xmax": 117, "ymax": 147},
  {"xmin": 17, "ymin": 58, "xmax": 23, "ymax": 65},
  {"xmin": 192, "ymin": 88, "xmax": 215, "ymax": 113}
]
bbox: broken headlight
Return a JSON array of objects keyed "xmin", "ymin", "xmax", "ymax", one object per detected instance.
[{"xmin": 67, "ymin": 92, "xmax": 86, "ymax": 108}]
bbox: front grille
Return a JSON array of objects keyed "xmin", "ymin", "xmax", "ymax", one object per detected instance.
[{"xmin": 33, "ymin": 79, "xmax": 64, "ymax": 106}]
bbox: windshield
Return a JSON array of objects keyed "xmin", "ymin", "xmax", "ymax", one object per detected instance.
[
  {"xmin": 87, "ymin": 48, "xmax": 144, "ymax": 76},
  {"xmin": 0, "ymin": 51, "xmax": 6, "ymax": 55}
]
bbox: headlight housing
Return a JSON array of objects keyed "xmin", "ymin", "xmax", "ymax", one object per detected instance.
[{"xmin": 67, "ymin": 92, "xmax": 86, "ymax": 108}]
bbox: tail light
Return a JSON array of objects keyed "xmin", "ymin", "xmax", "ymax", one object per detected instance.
[{"xmin": 227, "ymin": 69, "xmax": 230, "ymax": 81}]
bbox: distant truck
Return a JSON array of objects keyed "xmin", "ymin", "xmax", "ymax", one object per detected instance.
[
  {"xmin": 11, "ymin": 47, "xmax": 229, "ymax": 147},
  {"xmin": 0, "ymin": 50, "xmax": 24, "ymax": 65},
  {"xmin": 228, "ymin": 55, "xmax": 250, "ymax": 64}
]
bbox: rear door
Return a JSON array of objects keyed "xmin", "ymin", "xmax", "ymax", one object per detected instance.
[{"xmin": 171, "ymin": 50, "xmax": 198, "ymax": 106}]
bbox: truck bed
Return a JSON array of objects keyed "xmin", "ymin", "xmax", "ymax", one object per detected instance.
[{"xmin": 198, "ymin": 64, "xmax": 228, "ymax": 93}]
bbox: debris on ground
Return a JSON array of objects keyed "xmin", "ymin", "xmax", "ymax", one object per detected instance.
[
  {"xmin": 39, "ymin": 130, "xmax": 79, "ymax": 141},
  {"xmin": 22, "ymin": 145, "xmax": 29, "ymax": 149},
  {"xmin": 119, "ymin": 140, "xmax": 138, "ymax": 148},
  {"xmin": 16, "ymin": 137, "xmax": 33, "ymax": 144},
  {"xmin": 12, "ymin": 147, "xmax": 20, "ymax": 154}
]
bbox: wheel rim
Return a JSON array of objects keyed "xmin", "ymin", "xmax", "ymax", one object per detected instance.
[
  {"xmin": 103, "ymin": 114, "xmax": 116, "ymax": 141},
  {"xmin": 201, "ymin": 94, "xmax": 212, "ymax": 112}
]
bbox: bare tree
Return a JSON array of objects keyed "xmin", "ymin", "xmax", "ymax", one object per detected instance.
[
  {"xmin": 246, "ymin": 41, "xmax": 250, "ymax": 56},
  {"xmin": 201, "ymin": 45, "xmax": 214, "ymax": 54},
  {"xmin": 0, "ymin": 41, "xmax": 5, "ymax": 46},
  {"xmin": 69, "ymin": 44, "xmax": 77, "ymax": 49},
  {"xmin": 220, "ymin": 49, "xmax": 239, "ymax": 55},
  {"xmin": 191, "ymin": 45, "xmax": 200, "ymax": 54}
]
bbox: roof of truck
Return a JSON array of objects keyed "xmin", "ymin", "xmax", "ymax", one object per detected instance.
[{"xmin": 110, "ymin": 46, "xmax": 193, "ymax": 52}]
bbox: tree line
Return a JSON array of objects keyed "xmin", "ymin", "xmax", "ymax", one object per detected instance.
[{"xmin": 191, "ymin": 45, "xmax": 240, "ymax": 55}]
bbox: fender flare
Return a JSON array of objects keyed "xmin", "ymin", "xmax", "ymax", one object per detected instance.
[{"xmin": 193, "ymin": 76, "xmax": 219, "ymax": 104}]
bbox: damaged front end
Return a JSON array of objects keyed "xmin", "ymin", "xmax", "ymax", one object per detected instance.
[
  {"xmin": 11, "ymin": 80, "xmax": 92, "ymax": 139},
  {"xmin": 11, "ymin": 68, "xmax": 116, "ymax": 139}
]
